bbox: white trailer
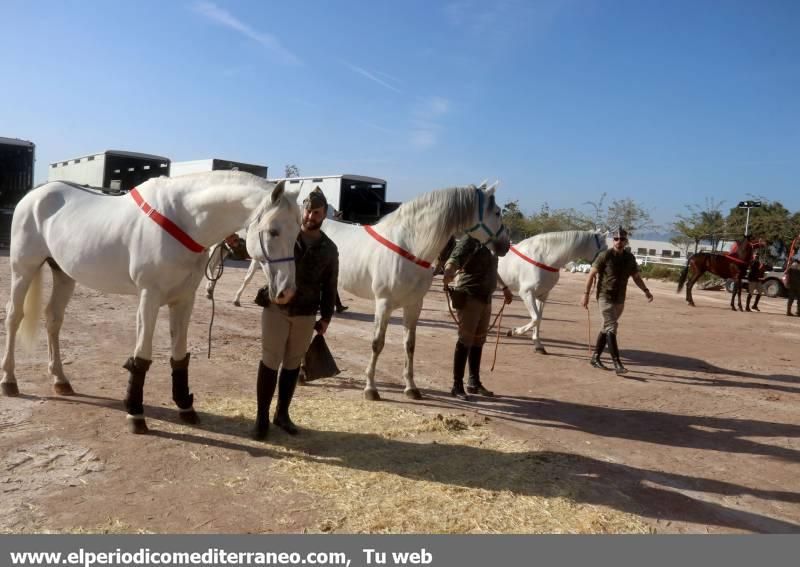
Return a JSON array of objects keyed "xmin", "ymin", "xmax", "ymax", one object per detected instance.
[
  {"xmin": 48, "ymin": 150, "xmax": 170, "ymax": 192},
  {"xmin": 272, "ymin": 174, "xmax": 398, "ymax": 224},
  {"xmin": 170, "ymin": 158, "xmax": 268, "ymax": 179}
]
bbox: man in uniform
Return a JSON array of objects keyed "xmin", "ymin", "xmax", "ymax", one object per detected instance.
[
  {"xmin": 443, "ymin": 236, "xmax": 513, "ymax": 401},
  {"xmin": 581, "ymin": 227, "xmax": 653, "ymax": 375},
  {"xmin": 786, "ymin": 259, "xmax": 800, "ymax": 317},
  {"xmin": 253, "ymin": 187, "xmax": 339, "ymax": 439}
]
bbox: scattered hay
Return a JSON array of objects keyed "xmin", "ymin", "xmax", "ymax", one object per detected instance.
[{"xmin": 199, "ymin": 394, "xmax": 649, "ymax": 534}]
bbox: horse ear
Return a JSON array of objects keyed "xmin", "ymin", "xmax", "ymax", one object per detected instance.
[
  {"xmin": 486, "ymin": 180, "xmax": 499, "ymax": 193},
  {"xmin": 271, "ymin": 180, "xmax": 286, "ymax": 204},
  {"xmin": 477, "ymin": 179, "xmax": 489, "ymax": 189}
]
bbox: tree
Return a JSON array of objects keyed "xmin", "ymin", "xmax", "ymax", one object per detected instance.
[
  {"xmin": 672, "ymin": 198, "xmax": 726, "ymax": 253},
  {"xmin": 501, "ymin": 200, "xmax": 529, "ymax": 242},
  {"xmin": 582, "ymin": 192, "xmax": 607, "ymax": 229},
  {"xmin": 284, "ymin": 164, "xmax": 300, "ymax": 178},
  {"xmin": 605, "ymin": 197, "xmax": 656, "ymax": 234}
]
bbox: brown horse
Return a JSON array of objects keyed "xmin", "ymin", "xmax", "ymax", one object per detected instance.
[{"xmin": 677, "ymin": 252, "xmax": 747, "ymax": 310}]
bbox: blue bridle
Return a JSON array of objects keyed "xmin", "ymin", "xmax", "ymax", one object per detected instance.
[
  {"xmin": 258, "ymin": 229, "xmax": 295, "ymax": 265},
  {"xmin": 465, "ymin": 188, "xmax": 506, "ymax": 241}
]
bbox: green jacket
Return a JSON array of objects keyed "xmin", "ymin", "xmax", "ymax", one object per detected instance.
[
  {"xmin": 281, "ymin": 232, "xmax": 339, "ymax": 320},
  {"xmin": 448, "ymin": 236, "xmax": 498, "ymax": 303},
  {"xmin": 592, "ymin": 248, "xmax": 639, "ymax": 304}
]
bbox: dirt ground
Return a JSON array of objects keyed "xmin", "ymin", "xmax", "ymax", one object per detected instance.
[{"xmin": 1, "ymin": 254, "xmax": 799, "ymax": 534}]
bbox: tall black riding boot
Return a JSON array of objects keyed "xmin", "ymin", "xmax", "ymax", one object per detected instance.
[
  {"xmin": 451, "ymin": 341, "xmax": 471, "ymax": 401},
  {"xmin": 606, "ymin": 332, "xmax": 628, "ymax": 375},
  {"xmin": 253, "ymin": 362, "xmax": 278, "ymax": 440},
  {"xmin": 788, "ymin": 299, "xmax": 795, "ymax": 316},
  {"xmin": 590, "ymin": 332, "xmax": 610, "ymax": 370},
  {"xmin": 466, "ymin": 345, "xmax": 493, "ymax": 396},
  {"xmin": 273, "ymin": 367, "xmax": 300, "ymax": 434},
  {"xmin": 745, "ymin": 294, "xmax": 752, "ymax": 312},
  {"xmin": 752, "ymin": 294, "xmax": 761, "ymax": 311}
]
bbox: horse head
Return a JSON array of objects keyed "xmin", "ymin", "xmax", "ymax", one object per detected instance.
[
  {"xmin": 466, "ymin": 181, "xmax": 510, "ymax": 256},
  {"xmin": 246, "ymin": 180, "xmax": 302, "ymax": 305}
]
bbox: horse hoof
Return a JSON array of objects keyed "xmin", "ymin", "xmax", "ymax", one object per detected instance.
[
  {"xmin": 506, "ymin": 329, "xmax": 513, "ymax": 337},
  {"xmin": 404, "ymin": 388, "xmax": 422, "ymax": 400},
  {"xmin": 364, "ymin": 389, "xmax": 381, "ymax": 401},
  {"xmin": 535, "ymin": 346, "xmax": 548, "ymax": 354},
  {"xmin": 1, "ymin": 382, "xmax": 19, "ymax": 397},
  {"xmin": 179, "ymin": 409, "xmax": 199, "ymax": 424},
  {"xmin": 205, "ymin": 293, "xmax": 212, "ymax": 300},
  {"xmin": 233, "ymin": 300, "xmax": 241, "ymax": 307},
  {"xmin": 53, "ymin": 382, "xmax": 75, "ymax": 396},
  {"xmin": 126, "ymin": 416, "xmax": 149, "ymax": 435}
]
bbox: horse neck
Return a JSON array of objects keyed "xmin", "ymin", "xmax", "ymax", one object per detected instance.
[
  {"xmin": 178, "ymin": 183, "xmax": 267, "ymax": 246},
  {"xmin": 524, "ymin": 233, "xmax": 593, "ymax": 268}
]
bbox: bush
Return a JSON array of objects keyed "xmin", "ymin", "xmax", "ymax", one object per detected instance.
[{"xmin": 639, "ymin": 263, "xmax": 682, "ymax": 282}]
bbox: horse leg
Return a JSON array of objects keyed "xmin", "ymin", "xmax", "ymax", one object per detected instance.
[
  {"xmin": 686, "ymin": 271, "xmax": 701, "ymax": 307},
  {"xmin": 401, "ymin": 301, "xmax": 423, "ymax": 400},
  {"xmin": 233, "ymin": 259, "xmax": 259, "ymax": 307},
  {"xmin": 1, "ymin": 266, "xmax": 41, "ymax": 396},
  {"xmin": 737, "ymin": 279, "xmax": 744, "ymax": 311},
  {"xmin": 123, "ymin": 289, "xmax": 161, "ymax": 434},
  {"xmin": 364, "ymin": 298, "xmax": 391, "ymax": 401},
  {"xmin": 169, "ymin": 296, "xmax": 198, "ymax": 424},
  {"xmin": 507, "ymin": 287, "xmax": 534, "ymax": 338},
  {"xmin": 531, "ymin": 296, "xmax": 548, "ymax": 354},
  {"xmin": 45, "ymin": 268, "xmax": 76, "ymax": 395}
]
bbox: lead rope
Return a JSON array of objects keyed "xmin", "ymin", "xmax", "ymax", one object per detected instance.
[
  {"xmin": 489, "ymin": 300, "xmax": 507, "ymax": 372},
  {"xmin": 204, "ymin": 243, "xmax": 227, "ymax": 359}
]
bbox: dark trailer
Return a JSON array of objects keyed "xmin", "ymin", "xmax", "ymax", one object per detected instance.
[
  {"xmin": 0, "ymin": 137, "xmax": 35, "ymax": 209},
  {"xmin": 0, "ymin": 136, "xmax": 35, "ymax": 246}
]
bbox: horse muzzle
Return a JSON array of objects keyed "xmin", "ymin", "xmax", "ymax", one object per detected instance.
[{"xmin": 272, "ymin": 288, "xmax": 295, "ymax": 305}]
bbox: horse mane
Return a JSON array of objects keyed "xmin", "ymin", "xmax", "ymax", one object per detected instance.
[{"xmin": 378, "ymin": 186, "xmax": 478, "ymax": 256}]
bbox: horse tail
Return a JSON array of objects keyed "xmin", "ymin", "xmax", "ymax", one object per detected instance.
[
  {"xmin": 676, "ymin": 254, "xmax": 692, "ymax": 293},
  {"xmin": 18, "ymin": 267, "xmax": 44, "ymax": 352}
]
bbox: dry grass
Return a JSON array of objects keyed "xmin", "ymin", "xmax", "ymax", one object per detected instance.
[{"xmin": 197, "ymin": 394, "xmax": 649, "ymax": 534}]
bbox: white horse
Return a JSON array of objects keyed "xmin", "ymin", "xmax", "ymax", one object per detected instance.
[
  {"xmin": 1, "ymin": 172, "xmax": 300, "ymax": 433},
  {"xmin": 498, "ymin": 229, "xmax": 607, "ymax": 353},
  {"xmin": 323, "ymin": 183, "xmax": 510, "ymax": 400}
]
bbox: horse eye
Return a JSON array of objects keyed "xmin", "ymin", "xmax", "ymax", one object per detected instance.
[{"xmin": 268, "ymin": 229, "xmax": 279, "ymax": 238}]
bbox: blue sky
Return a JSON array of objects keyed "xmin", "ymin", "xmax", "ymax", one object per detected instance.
[{"xmin": 1, "ymin": 0, "xmax": 797, "ymax": 226}]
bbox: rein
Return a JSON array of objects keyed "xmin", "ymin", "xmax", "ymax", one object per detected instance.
[
  {"xmin": 204, "ymin": 243, "xmax": 227, "ymax": 359},
  {"xmin": 129, "ymin": 188, "xmax": 205, "ymax": 253}
]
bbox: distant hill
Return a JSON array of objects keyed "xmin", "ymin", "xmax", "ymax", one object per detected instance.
[{"xmin": 631, "ymin": 231, "xmax": 677, "ymax": 242}]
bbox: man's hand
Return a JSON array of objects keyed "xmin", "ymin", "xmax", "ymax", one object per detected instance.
[
  {"xmin": 645, "ymin": 290, "xmax": 654, "ymax": 303},
  {"xmin": 315, "ymin": 319, "xmax": 330, "ymax": 335},
  {"xmin": 581, "ymin": 292, "xmax": 590, "ymax": 309},
  {"xmin": 502, "ymin": 286, "xmax": 513, "ymax": 304},
  {"xmin": 442, "ymin": 265, "xmax": 457, "ymax": 287}
]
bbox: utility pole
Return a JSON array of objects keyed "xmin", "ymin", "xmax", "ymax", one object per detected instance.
[{"xmin": 737, "ymin": 200, "xmax": 761, "ymax": 236}]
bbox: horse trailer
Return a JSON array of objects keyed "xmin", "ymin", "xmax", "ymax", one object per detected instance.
[
  {"xmin": 170, "ymin": 158, "xmax": 268, "ymax": 179},
  {"xmin": 0, "ymin": 136, "xmax": 35, "ymax": 246},
  {"xmin": 274, "ymin": 174, "xmax": 400, "ymax": 224},
  {"xmin": 48, "ymin": 150, "xmax": 170, "ymax": 193}
]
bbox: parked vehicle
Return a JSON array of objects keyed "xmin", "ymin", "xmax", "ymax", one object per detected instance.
[{"xmin": 725, "ymin": 265, "xmax": 787, "ymax": 298}]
